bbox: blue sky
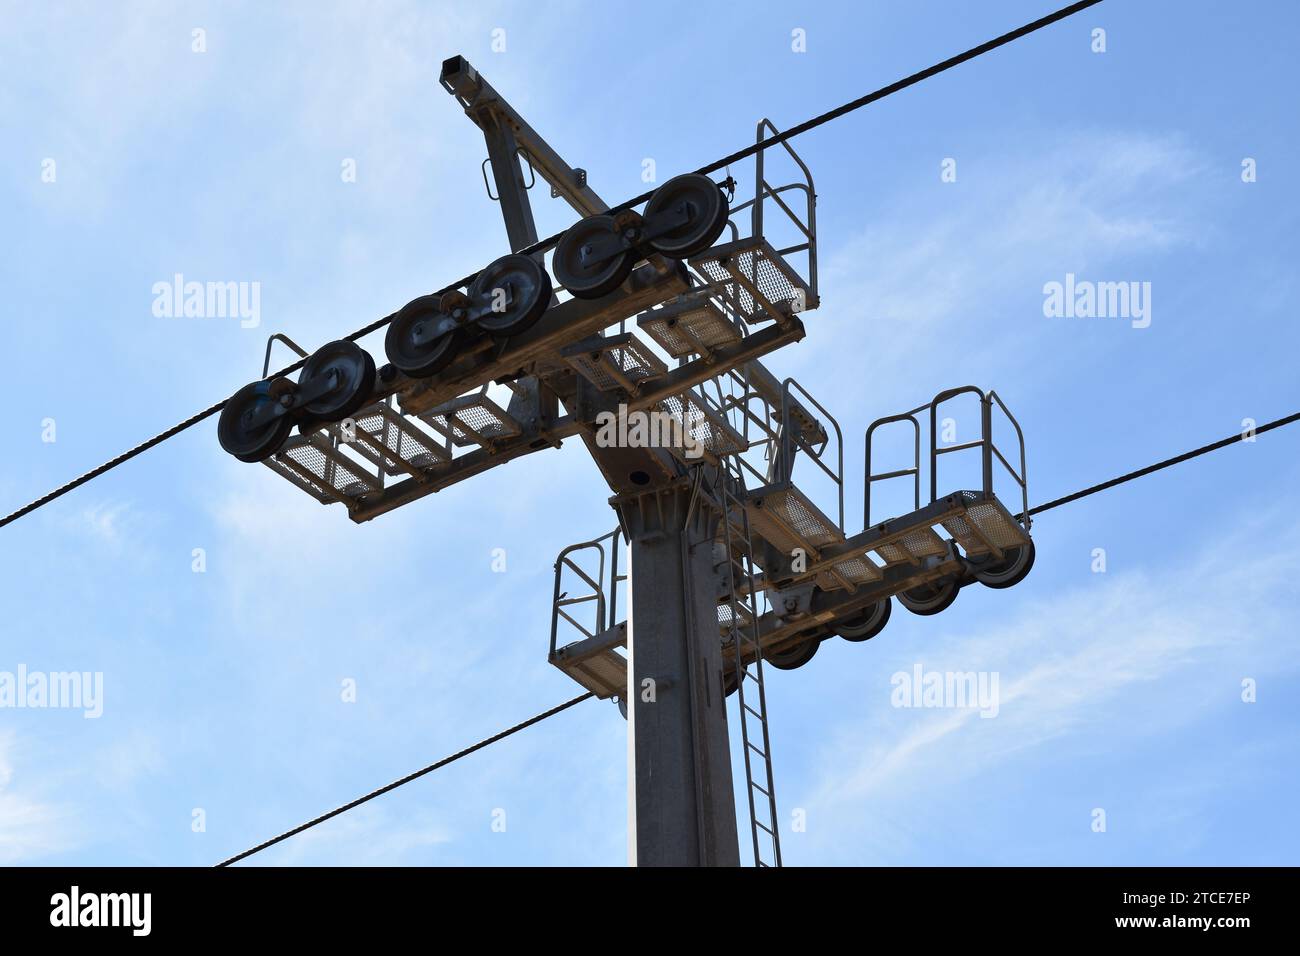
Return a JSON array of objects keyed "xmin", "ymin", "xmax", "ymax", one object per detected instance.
[{"xmin": 2, "ymin": 0, "xmax": 1298, "ymax": 866}]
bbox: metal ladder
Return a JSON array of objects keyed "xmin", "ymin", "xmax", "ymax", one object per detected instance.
[{"xmin": 716, "ymin": 460, "xmax": 782, "ymax": 867}]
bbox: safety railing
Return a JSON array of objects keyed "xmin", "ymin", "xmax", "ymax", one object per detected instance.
[
  {"xmin": 706, "ymin": 368, "xmax": 779, "ymax": 490},
  {"xmin": 734, "ymin": 118, "xmax": 817, "ymax": 305},
  {"xmin": 703, "ymin": 369, "xmax": 844, "ymax": 531},
  {"xmin": 779, "ymin": 377, "xmax": 843, "ymax": 533},
  {"xmin": 549, "ymin": 527, "xmax": 626, "ymax": 660},
  {"xmin": 929, "ymin": 387, "xmax": 1029, "ymax": 530},
  {"xmin": 863, "ymin": 411, "xmax": 922, "ymax": 528},
  {"xmin": 865, "ymin": 386, "xmax": 1029, "ymax": 531}
]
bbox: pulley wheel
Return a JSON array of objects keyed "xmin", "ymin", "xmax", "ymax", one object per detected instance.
[
  {"xmin": 470, "ymin": 254, "xmax": 552, "ymax": 336},
  {"xmin": 643, "ymin": 173, "xmax": 728, "ymax": 257},
  {"xmin": 552, "ymin": 214, "xmax": 634, "ymax": 299},
  {"xmin": 385, "ymin": 295, "xmax": 464, "ymax": 379},
  {"xmin": 297, "ymin": 340, "xmax": 377, "ymax": 423},
  {"xmin": 217, "ymin": 379, "xmax": 294, "ymax": 463},
  {"xmin": 897, "ymin": 577, "xmax": 960, "ymax": 616},
  {"xmin": 765, "ymin": 637, "xmax": 819, "ymax": 671},
  {"xmin": 835, "ymin": 598, "xmax": 892, "ymax": 642},
  {"xmin": 970, "ymin": 540, "xmax": 1036, "ymax": 590}
]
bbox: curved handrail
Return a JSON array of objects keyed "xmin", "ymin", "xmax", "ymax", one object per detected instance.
[
  {"xmin": 754, "ymin": 119, "xmax": 816, "ymax": 234},
  {"xmin": 864, "ymin": 412, "xmax": 921, "ymax": 528},
  {"xmin": 753, "ymin": 118, "xmax": 817, "ymax": 302},
  {"xmin": 927, "ymin": 386, "xmax": 1029, "ymax": 527},
  {"xmin": 781, "ymin": 377, "xmax": 844, "ymax": 533},
  {"xmin": 928, "ymin": 386, "xmax": 989, "ymax": 502},
  {"xmin": 989, "ymin": 390, "xmax": 1030, "ymax": 529},
  {"xmin": 549, "ymin": 526, "xmax": 625, "ymax": 659}
]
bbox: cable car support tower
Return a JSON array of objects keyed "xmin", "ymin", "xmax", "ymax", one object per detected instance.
[{"xmin": 217, "ymin": 57, "xmax": 1037, "ymax": 867}]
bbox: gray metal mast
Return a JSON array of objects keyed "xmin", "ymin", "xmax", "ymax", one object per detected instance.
[{"xmin": 442, "ymin": 55, "xmax": 741, "ymax": 866}]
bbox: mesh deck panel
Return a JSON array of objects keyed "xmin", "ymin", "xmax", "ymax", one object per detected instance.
[
  {"xmin": 873, "ymin": 527, "xmax": 949, "ymax": 565},
  {"xmin": 638, "ymin": 296, "xmax": 742, "ymax": 358},
  {"xmin": 655, "ymin": 390, "xmax": 746, "ymax": 460},
  {"xmin": 564, "ymin": 334, "xmax": 667, "ymax": 392},
  {"xmin": 691, "ymin": 239, "xmax": 810, "ymax": 324},
  {"xmin": 350, "ymin": 402, "xmax": 448, "ymax": 475},
  {"xmin": 942, "ymin": 491, "xmax": 1030, "ymax": 554},
  {"xmin": 751, "ymin": 485, "xmax": 841, "ymax": 549},
  {"xmin": 562, "ymin": 649, "xmax": 627, "ymax": 700},
  {"xmin": 267, "ymin": 434, "xmax": 378, "ymax": 502},
  {"xmin": 420, "ymin": 395, "xmax": 522, "ymax": 448},
  {"xmin": 828, "ymin": 556, "xmax": 882, "ymax": 584}
]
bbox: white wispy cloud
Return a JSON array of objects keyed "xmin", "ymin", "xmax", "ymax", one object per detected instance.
[
  {"xmin": 797, "ymin": 506, "xmax": 1300, "ymax": 861},
  {"xmin": 789, "ymin": 129, "xmax": 1208, "ymax": 402},
  {"xmin": 0, "ymin": 731, "xmax": 82, "ymax": 864},
  {"xmin": 77, "ymin": 501, "xmax": 132, "ymax": 545},
  {"xmin": 249, "ymin": 802, "xmax": 454, "ymax": 867},
  {"xmin": 92, "ymin": 730, "xmax": 167, "ymax": 792}
]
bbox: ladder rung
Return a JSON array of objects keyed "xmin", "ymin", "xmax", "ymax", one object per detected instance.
[
  {"xmin": 742, "ymin": 703, "xmax": 763, "ymax": 719},
  {"xmin": 750, "ymin": 781, "xmax": 771, "ymax": 798},
  {"xmin": 747, "ymin": 742, "xmax": 767, "ymax": 758},
  {"xmin": 754, "ymin": 820, "xmax": 775, "ymax": 836}
]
